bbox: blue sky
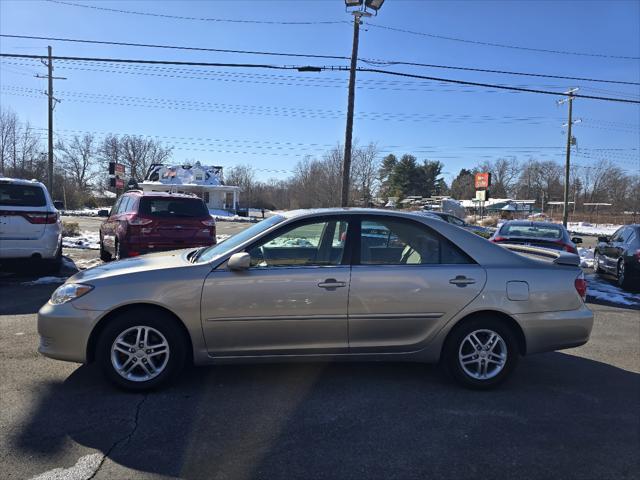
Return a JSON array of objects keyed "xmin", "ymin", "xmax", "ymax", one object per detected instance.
[{"xmin": 1, "ymin": 0, "xmax": 638, "ymax": 183}]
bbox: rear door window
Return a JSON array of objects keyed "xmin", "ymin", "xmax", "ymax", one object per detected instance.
[
  {"xmin": 359, "ymin": 217, "xmax": 472, "ymax": 265},
  {"xmin": 139, "ymin": 197, "xmax": 208, "ymax": 218},
  {"xmin": 0, "ymin": 184, "xmax": 46, "ymax": 207}
]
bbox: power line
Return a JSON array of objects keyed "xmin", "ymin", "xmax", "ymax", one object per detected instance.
[
  {"xmin": 2, "ymin": 34, "xmax": 639, "ymax": 85},
  {"xmin": 356, "ymin": 68, "xmax": 640, "ymax": 104},
  {"xmin": 2, "ymin": 52, "xmax": 639, "ymax": 104},
  {"xmin": 366, "ymin": 23, "xmax": 640, "ymax": 60},
  {"xmin": 45, "ymin": 0, "xmax": 346, "ymax": 25}
]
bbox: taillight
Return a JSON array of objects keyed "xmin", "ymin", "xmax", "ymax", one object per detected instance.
[
  {"xmin": 575, "ymin": 272, "xmax": 587, "ymax": 301},
  {"xmin": 635, "ymin": 249, "xmax": 640, "ymax": 262},
  {"xmin": 563, "ymin": 244, "xmax": 578, "ymax": 254},
  {"xmin": 128, "ymin": 215, "xmax": 153, "ymax": 226},
  {"xmin": 491, "ymin": 236, "xmax": 506, "ymax": 242},
  {"xmin": 23, "ymin": 212, "xmax": 57, "ymax": 224},
  {"xmin": 201, "ymin": 218, "xmax": 215, "ymax": 227}
]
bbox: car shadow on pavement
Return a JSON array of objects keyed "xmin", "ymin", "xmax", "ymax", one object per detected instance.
[{"xmin": 12, "ymin": 354, "xmax": 640, "ymax": 480}]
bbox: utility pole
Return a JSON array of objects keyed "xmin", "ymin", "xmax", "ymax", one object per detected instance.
[
  {"xmin": 341, "ymin": 11, "xmax": 363, "ymax": 207},
  {"xmin": 557, "ymin": 88, "xmax": 579, "ymax": 227},
  {"xmin": 35, "ymin": 46, "xmax": 66, "ymax": 193},
  {"xmin": 341, "ymin": 0, "xmax": 385, "ymax": 207}
]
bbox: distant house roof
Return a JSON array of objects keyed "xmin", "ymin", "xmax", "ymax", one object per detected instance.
[{"xmin": 144, "ymin": 162, "xmax": 226, "ymax": 186}]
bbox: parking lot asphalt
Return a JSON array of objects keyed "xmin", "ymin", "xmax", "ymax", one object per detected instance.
[{"xmin": 1, "ymin": 217, "xmax": 638, "ymax": 479}]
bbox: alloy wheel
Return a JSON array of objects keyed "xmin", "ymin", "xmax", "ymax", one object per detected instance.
[
  {"xmin": 111, "ymin": 326, "xmax": 170, "ymax": 382},
  {"xmin": 458, "ymin": 329, "xmax": 507, "ymax": 380},
  {"xmin": 617, "ymin": 261, "xmax": 625, "ymax": 287}
]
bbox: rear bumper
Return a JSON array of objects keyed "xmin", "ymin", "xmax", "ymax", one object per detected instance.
[
  {"xmin": 125, "ymin": 240, "xmax": 215, "ymax": 256},
  {"xmin": 37, "ymin": 301, "xmax": 103, "ymax": 363},
  {"xmin": 0, "ymin": 231, "xmax": 61, "ymax": 260},
  {"xmin": 514, "ymin": 305, "xmax": 594, "ymax": 355}
]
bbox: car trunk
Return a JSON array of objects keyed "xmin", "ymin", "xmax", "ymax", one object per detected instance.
[
  {"xmin": 0, "ymin": 184, "xmax": 50, "ymax": 240},
  {"xmin": 495, "ymin": 237, "xmax": 564, "ymax": 250}
]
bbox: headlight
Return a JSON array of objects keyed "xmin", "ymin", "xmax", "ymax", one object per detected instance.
[{"xmin": 50, "ymin": 283, "xmax": 94, "ymax": 305}]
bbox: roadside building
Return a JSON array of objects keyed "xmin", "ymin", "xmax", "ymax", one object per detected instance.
[{"xmin": 139, "ymin": 162, "xmax": 241, "ymax": 213}]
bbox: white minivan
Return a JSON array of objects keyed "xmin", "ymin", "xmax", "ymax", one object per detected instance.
[{"xmin": 0, "ymin": 177, "xmax": 62, "ymax": 272}]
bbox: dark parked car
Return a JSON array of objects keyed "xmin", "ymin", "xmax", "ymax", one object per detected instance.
[
  {"xmin": 490, "ymin": 220, "xmax": 581, "ymax": 254},
  {"xmin": 594, "ymin": 225, "xmax": 640, "ymax": 290},
  {"xmin": 99, "ymin": 190, "xmax": 216, "ymax": 260},
  {"xmin": 424, "ymin": 210, "xmax": 490, "ymax": 236}
]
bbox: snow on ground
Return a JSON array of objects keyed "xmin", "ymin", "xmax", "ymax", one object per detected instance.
[
  {"xmin": 585, "ymin": 273, "xmax": 639, "ymax": 308},
  {"xmin": 216, "ymin": 234, "xmax": 230, "ymax": 243},
  {"xmin": 567, "ymin": 222, "xmax": 621, "ymax": 237},
  {"xmin": 578, "ymin": 247, "xmax": 594, "ymax": 268},
  {"xmin": 61, "ymin": 207, "xmax": 109, "ymax": 217},
  {"xmin": 209, "ymin": 209, "xmax": 258, "ymax": 223},
  {"xmin": 62, "ymin": 231, "xmax": 100, "ymax": 250}
]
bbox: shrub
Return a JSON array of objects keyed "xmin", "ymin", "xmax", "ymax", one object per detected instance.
[
  {"xmin": 62, "ymin": 221, "xmax": 80, "ymax": 237},
  {"xmin": 479, "ymin": 217, "xmax": 499, "ymax": 227}
]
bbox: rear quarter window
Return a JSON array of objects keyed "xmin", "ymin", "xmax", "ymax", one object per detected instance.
[
  {"xmin": 0, "ymin": 184, "xmax": 47, "ymax": 207},
  {"xmin": 139, "ymin": 197, "xmax": 208, "ymax": 218}
]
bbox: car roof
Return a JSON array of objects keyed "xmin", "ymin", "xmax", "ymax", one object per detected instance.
[
  {"xmin": 501, "ymin": 220, "xmax": 564, "ymax": 228},
  {"xmin": 279, "ymin": 208, "xmax": 448, "ymax": 220},
  {"xmin": 0, "ymin": 177, "xmax": 46, "ymax": 188},
  {"xmin": 122, "ymin": 190, "xmax": 200, "ymax": 199}
]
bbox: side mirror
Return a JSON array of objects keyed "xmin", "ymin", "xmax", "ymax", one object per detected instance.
[
  {"xmin": 97, "ymin": 209, "xmax": 110, "ymax": 217},
  {"xmin": 597, "ymin": 236, "xmax": 609, "ymax": 243},
  {"xmin": 228, "ymin": 252, "xmax": 250, "ymax": 271},
  {"xmin": 571, "ymin": 237, "xmax": 583, "ymax": 244},
  {"xmin": 53, "ymin": 200, "xmax": 64, "ymax": 210}
]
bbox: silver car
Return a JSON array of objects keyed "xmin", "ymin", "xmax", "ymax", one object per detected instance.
[{"xmin": 38, "ymin": 208, "xmax": 593, "ymax": 390}]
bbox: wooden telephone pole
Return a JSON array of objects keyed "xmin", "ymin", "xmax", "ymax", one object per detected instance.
[
  {"xmin": 558, "ymin": 88, "xmax": 579, "ymax": 228},
  {"xmin": 35, "ymin": 46, "xmax": 66, "ymax": 192}
]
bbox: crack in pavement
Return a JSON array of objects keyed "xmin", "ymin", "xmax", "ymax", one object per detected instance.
[{"xmin": 86, "ymin": 393, "xmax": 149, "ymax": 480}]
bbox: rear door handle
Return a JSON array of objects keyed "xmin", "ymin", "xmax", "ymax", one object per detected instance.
[
  {"xmin": 449, "ymin": 276, "xmax": 476, "ymax": 287},
  {"xmin": 318, "ymin": 278, "xmax": 347, "ymax": 290}
]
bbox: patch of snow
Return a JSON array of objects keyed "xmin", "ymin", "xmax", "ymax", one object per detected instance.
[
  {"xmin": 567, "ymin": 222, "xmax": 621, "ymax": 237},
  {"xmin": 585, "ymin": 273, "xmax": 639, "ymax": 308},
  {"xmin": 60, "ymin": 207, "xmax": 110, "ymax": 217},
  {"xmin": 209, "ymin": 209, "xmax": 257, "ymax": 223},
  {"xmin": 62, "ymin": 231, "xmax": 100, "ymax": 250},
  {"xmin": 216, "ymin": 234, "xmax": 230, "ymax": 243},
  {"xmin": 22, "ymin": 276, "xmax": 66, "ymax": 285},
  {"xmin": 578, "ymin": 247, "xmax": 594, "ymax": 268}
]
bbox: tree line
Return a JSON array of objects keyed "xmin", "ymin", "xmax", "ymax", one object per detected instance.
[{"xmin": 1, "ymin": 107, "xmax": 638, "ymax": 214}]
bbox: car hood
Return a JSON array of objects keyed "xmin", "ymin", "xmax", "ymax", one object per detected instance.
[{"xmin": 69, "ymin": 248, "xmax": 196, "ymax": 283}]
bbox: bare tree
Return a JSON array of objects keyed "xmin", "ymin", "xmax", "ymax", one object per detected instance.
[
  {"xmin": 0, "ymin": 108, "xmax": 18, "ymax": 175},
  {"xmin": 351, "ymin": 143, "xmax": 380, "ymax": 206},
  {"xmin": 99, "ymin": 134, "xmax": 172, "ymax": 181},
  {"xmin": 56, "ymin": 133, "xmax": 97, "ymax": 192}
]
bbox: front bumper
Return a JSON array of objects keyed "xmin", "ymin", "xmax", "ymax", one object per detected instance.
[
  {"xmin": 37, "ymin": 301, "xmax": 103, "ymax": 363},
  {"xmin": 515, "ymin": 305, "xmax": 594, "ymax": 355}
]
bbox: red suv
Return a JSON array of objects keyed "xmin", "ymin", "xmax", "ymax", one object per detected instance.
[{"xmin": 99, "ymin": 191, "xmax": 216, "ymax": 261}]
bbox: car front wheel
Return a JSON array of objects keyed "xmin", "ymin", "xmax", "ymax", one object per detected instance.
[
  {"xmin": 444, "ymin": 317, "xmax": 519, "ymax": 389},
  {"xmin": 96, "ymin": 309, "xmax": 187, "ymax": 391},
  {"xmin": 593, "ymin": 251, "xmax": 604, "ymax": 274}
]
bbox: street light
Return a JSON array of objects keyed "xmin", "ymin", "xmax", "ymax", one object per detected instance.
[{"xmin": 341, "ymin": 0, "xmax": 385, "ymax": 207}]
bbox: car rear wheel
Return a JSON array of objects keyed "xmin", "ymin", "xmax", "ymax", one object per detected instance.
[
  {"xmin": 40, "ymin": 241, "xmax": 63, "ymax": 274},
  {"xmin": 96, "ymin": 308, "xmax": 187, "ymax": 391},
  {"xmin": 99, "ymin": 236, "xmax": 111, "ymax": 262},
  {"xmin": 617, "ymin": 260, "xmax": 630, "ymax": 289},
  {"xmin": 444, "ymin": 317, "xmax": 519, "ymax": 389}
]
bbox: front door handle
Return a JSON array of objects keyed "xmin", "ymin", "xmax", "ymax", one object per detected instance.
[
  {"xmin": 449, "ymin": 276, "xmax": 476, "ymax": 287},
  {"xmin": 318, "ymin": 278, "xmax": 346, "ymax": 290}
]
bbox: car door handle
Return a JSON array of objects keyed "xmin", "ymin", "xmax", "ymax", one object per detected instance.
[
  {"xmin": 318, "ymin": 279, "xmax": 346, "ymax": 289},
  {"xmin": 449, "ymin": 276, "xmax": 476, "ymax": 287}
]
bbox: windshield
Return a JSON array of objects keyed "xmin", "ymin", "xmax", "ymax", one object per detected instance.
[{"xmin": 195, "ymin": 215, "xmax": 285, "ymax": 263}]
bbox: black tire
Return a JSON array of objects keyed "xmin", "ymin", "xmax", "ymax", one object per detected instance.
[
  {"xmin": 96, "ymin": 308, "xmax": 188, "ymax": 391},
  {"xmin": 593, "ymin": 251, "xmax": 604, "ymax": 274},
  {"xmin": 443, "ymin": 317, "xmax": 519, "ymax": 390},
  {"xmin": 40, "ymin": 241, "xmax": 63, "ymax": 274},
  {"xmin": 99, "ymin": 237, "xmax": 111, "ymax": 262},
  {"xmin": 617, "ymin": 260, "xmax": 631, "ymax": 290}
]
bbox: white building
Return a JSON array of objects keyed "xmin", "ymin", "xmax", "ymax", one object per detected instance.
[{"xmin": 139, "ymin": 162, "xmax": 240, "ymax": 212}]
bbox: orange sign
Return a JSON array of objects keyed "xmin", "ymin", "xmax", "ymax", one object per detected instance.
[{"xmin": 475, "ymin": 172, "xmax": 491, "ymax": 189}]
